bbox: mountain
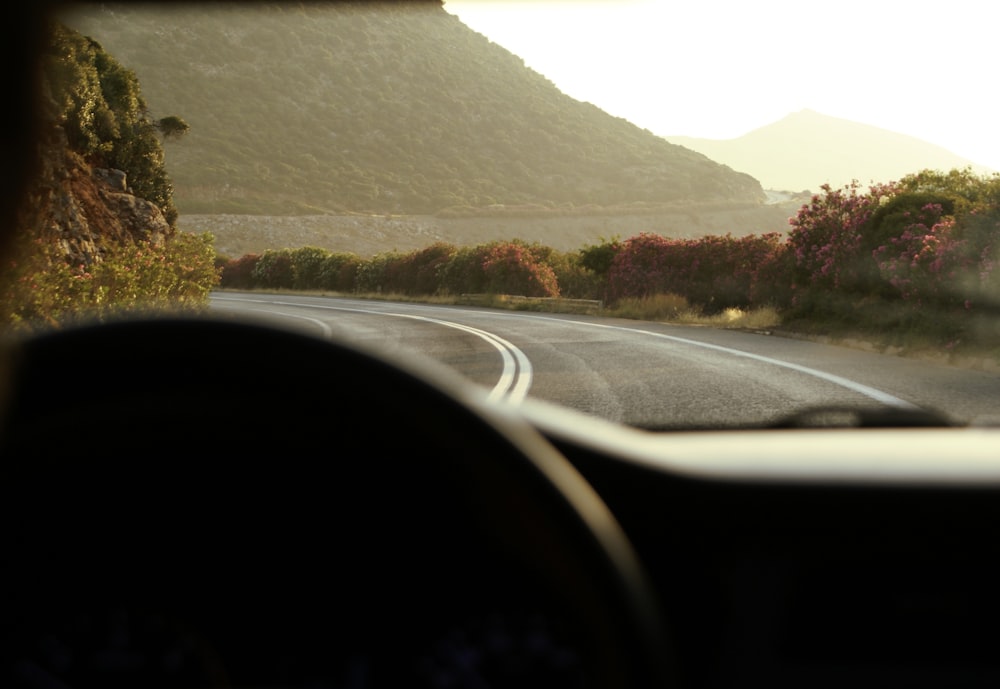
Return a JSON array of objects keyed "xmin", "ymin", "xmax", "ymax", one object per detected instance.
[
  {"xmin": 665, "ymin": 109, "xmax": 994, "ymax": 193},
  {"xmin": 60, "ymin": 2, "xmax": 765, "ymax": 217}
]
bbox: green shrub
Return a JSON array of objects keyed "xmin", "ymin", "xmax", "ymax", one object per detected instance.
[
  {"xmin": 0, "ymin": 232, "xmax": 220, "ymax": 332},
  {"xmin": 290, "ymin": 246, "xmax": 332, "ymax": 290},
  {"xmin": 318, "ymin": 252, "xmax": 361, "ymax": 292},
  {"xmin": 579, "ymin": 236, "xmax": 621, "ymax": 276},
  {"xmin": 437, "ymin": 244, "xmax": 493, "ymax": 295},
  {"xmin": 44, "ymin": 22, "xmax": 181, "ymax": 226},
  {"xmin": 355, "ymin": 251, "xmax": 405, "ymax": 294},
  {"xmin": 251, "ymin": 249, "xmax": 294, "ymax": 289},
  {"xmin": 546, "ymin": 250, "xmax": 602, "ymax": 300},
  {"xmin": 392, "ymin": 242, "xmax": 456, "ymax": 295}
]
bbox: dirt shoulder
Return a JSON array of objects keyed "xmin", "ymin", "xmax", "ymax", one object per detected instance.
[{"xmin": 770, "ymin": 327, "xmax": 1000, "ymax": 374}]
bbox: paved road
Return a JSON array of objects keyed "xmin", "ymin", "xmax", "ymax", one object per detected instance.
[{"xmin": 211, "ymin": 292, "xmax": 1000, "ymax": 428}]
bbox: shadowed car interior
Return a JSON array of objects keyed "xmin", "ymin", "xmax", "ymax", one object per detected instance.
[{"xmin": 3, "ymin": 2, "xmax": 1000, "ymax": 689}]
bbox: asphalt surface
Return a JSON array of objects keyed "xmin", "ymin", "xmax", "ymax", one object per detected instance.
[{"xmin": 210, "ymin": 292, "xmax": 1000, "ymax": 428}]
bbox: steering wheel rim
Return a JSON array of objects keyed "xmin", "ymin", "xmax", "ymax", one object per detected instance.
[{"xmin": 0, "ymin": 316, "xmax": 672, "ymax": 688}]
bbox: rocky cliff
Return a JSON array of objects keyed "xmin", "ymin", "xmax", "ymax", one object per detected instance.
[{"xmin": 18, "ymin": 117, "xmax": 172, "ymax": 269}]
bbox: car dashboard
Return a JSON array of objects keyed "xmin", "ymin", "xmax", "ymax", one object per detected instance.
[
  {"xmin": 2, "ymin": 317, "xmax": 999, "ymax": 689},
  {"xmin": 532, "ymin": 401, "xmax": 1000, "ymax": 689}
]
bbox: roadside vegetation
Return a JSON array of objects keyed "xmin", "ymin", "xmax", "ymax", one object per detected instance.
[
  {"xmin": 212, "ymin": 167, "xmax": 1000, "ymax": 362},
  {"xmin": 7, "ymin": 166, "xmax": 1000, "ymax": 367},
  {"xmin": 7, "ymin": 22, "xmax": 999, "ymax": 365},
  {"xmin": 8, "ymin": 157, "xmax": 1000, "ymax": 368},
  {"xmin": 0, "ymin": 231, "xmax": 219, "ymax": 332},
  {"xmin": 0, "ymin": 21, "xmax": 217, "ymax": 335}
]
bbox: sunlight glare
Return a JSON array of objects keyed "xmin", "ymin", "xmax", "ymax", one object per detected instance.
[{"xmin": 444, "ymin": 0, "xmax": 1000, "ymax": 170}]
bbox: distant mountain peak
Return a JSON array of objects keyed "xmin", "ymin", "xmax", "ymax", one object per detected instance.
[{"xmin": 666, "ymin": 109, "xmax": 992, "ymax": 192}]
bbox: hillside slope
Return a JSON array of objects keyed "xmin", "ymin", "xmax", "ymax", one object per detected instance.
[
  {"xmin": 62, "ymin": 2, "xmax": 765, "ymax": 217},
  {"xmin": 20, "ymin": 22, "xmax": 175, "ymax": 267},
  {"xmin": 667, "ymin": 109, "xmax": 994, "ymax": 193}
]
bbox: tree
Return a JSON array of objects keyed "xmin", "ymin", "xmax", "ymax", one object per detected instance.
[{"xmin": 157, "ymin": 115, "xmax": 190, "ymax": 140}]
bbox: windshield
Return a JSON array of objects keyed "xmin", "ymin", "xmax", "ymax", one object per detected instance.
[{"xmin": 6, "ymin": 0, "xmax": 1000, "ymax": 429}]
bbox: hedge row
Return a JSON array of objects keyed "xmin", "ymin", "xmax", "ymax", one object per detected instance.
[
  {"xmin": 220, "ymin": 239, "xmax": 596, "ymax": 300},
  {"xmin": 218, "ymin": 168, "xmax": 1000, "ymax": 329}
]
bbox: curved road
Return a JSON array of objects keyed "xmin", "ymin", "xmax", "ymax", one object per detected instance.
[{"xmin": 211, "ymin": 292, "xmax": 1000, "ymax": 428}]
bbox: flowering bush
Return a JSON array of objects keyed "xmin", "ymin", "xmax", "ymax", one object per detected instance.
[
  {"xmin": 606, "ymin": 233, "xmax": 672, "ymax": 302},
  {"xmin": 436, "ymin": 240, "xmax": 558, "ymax": 296},
  {"xmin": 606, "ymin": 232, "xmax": 785, "ymax": 311},
  {"xmin": 751, "ymin": 241, "xmax": 796, "ymax": 309},
  {"xmin": 209, "ymin": 166, "xmax": 1000, "ymax": 350},
  {"xmin": 220, "ymin": 253, "xmax": 261, "ymax": 289},
  {"xmin": 787, "ymin": 180, "xmax": 899, "ymax": 295},
  {"xmin": 781, "ymin": 170, "xmax": 1000, "ymax": 341},
  {"xmin": 873, "ymin": 206, "xmax": 971, "ymax": 306},
  {"xmin": 481, "ymin": 241, "xmax": 560, "ymax": 297}
]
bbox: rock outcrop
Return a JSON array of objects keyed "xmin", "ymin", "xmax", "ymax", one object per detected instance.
[{"xmin": 18, "ymin": 119, "xmax": 172, "ymax": 268}]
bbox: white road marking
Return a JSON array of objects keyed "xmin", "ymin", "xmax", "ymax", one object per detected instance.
[
  {"xmin": 523, "ymin": 314, "xmax": 917, "ymax": 409},
  {"xmin": 387, "ymin": 313, "xmax": 534, "ymax": 403},
  {"xmin": 213, "ymin": 296, "xmax": 532, "ymax": 403},
  {"xmin": 214, "ymin": 295, "xmax": 911, "ymax": 409}
]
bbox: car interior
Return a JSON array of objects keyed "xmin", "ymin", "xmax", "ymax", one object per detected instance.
[{"xmin": 3, "ymin": 2, "xmax": 1000, "ymax": 689}]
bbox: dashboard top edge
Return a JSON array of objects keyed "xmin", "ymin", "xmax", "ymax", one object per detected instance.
[{"xmin": 518, "ymin": 397, "xmax": 1000, "ymax": 487}]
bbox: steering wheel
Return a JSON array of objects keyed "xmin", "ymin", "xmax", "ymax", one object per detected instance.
[{"xmin": 0, "ymin": 317, "xmax": 672, "ymax": 688}]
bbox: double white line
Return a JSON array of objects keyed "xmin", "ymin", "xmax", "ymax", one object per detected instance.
[
  {"xmin": 389, "ymin": 313, "xmax": 533, "ymax": 404},
  {"xmin": 216, "ymin": 297, "xmax": 533, "ymax": 404}
]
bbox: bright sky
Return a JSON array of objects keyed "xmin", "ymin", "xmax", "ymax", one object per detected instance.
[{"xmin": 443, "ymin": 0, "xmax": 1000, "ymax": 170}]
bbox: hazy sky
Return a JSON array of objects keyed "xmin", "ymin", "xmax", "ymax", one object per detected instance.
[{"xmin": 444, "ymin": 0, "xmax": 1000, "ymax": 170}]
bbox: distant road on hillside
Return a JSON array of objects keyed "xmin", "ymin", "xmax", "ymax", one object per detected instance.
[{"xmin": 187, "ymin": 204, "xmax": 797, "ymax": 258}]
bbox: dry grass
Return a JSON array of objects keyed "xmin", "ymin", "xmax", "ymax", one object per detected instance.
[
  {"xmin": 604, "ymin": 294, "xmax": 782, "ymax": 330},
  {"xmin": 699, "ymin": 305, "xmax": 783, "ymax": 330},
  {"xmin": 606, "ymin": 293, "xmax": 692, "ymax": 321},
  {"xmin": 454, "ymin": 293, "xmax": 604, "ymax": 315}
]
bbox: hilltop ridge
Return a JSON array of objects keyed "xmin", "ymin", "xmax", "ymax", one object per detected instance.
[{"xmin": 62, "ymin": 3, "xmax": 765, "ymax": 218}]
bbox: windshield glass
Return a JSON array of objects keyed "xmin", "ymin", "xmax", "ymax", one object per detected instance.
[{"xmin": 6, "ymin": 0, "xmax": 1000, "ymax": 429}]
